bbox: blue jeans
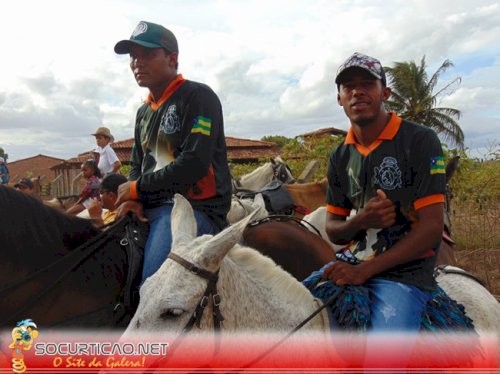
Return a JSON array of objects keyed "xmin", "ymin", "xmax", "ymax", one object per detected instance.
[
  {"xmin": 313, "ymin": 262, "xmax": 432, "ymax": 370},
  {"xmin": 141, "ymin": 203, "xmax": 220, "ymax": 282},
  {"xmin": 363, "ymin": 277, "xmax": 431, "ymax": 370},
  {"xmin": 312, "ymin": 261, "xmax": 432, "ymax": 332}
]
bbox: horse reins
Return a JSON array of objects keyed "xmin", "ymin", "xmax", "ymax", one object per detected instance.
[
  {"xmin": 167, "ymin": 252, "xmax": 224, "ymax": 332},
  {"xmin": 155, "ymin": 250, "xmax": 333, "ymax": 370},
  {"xmin": 166, "ymin": 251, "xmax": 331, "ymax": 336},
  {"xmin": 0, "ymin": 217, "xmax": 131, "ymax": 326},
  {"xmin": 434, "ymin": 265, "xmax": 486, "ymax": 287},
  {"xmin": 248, "ymin": 214, "xmax": 324, "ymax": 239}
]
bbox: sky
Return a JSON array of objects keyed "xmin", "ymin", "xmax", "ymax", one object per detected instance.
[{"xmin": 1, "ymin": 0, "xmax": 499, "ymax": 162}]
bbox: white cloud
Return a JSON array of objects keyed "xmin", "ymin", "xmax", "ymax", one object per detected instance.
[{"xmin": 0, "ymin": 0, "xmax": 499, "ymax": 161}]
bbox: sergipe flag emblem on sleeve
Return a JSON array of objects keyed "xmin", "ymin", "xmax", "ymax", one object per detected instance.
[
  {"xmin": 191, "ymin": 116, "xmax": 212, "ymax": 136},
  {"xmin": 430, "ymin": 156, "xmax": 445, "ymax": 175}
]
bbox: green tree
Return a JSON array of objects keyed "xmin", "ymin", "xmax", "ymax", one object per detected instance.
[
  {"xmin": 261, "ymin": 135, "xmax": 292, "ymax": 148},
  {"xmin": 385, "ymin": 56, "xmax": 464, "ymax": 148},
  {"xmin": 0, "ymin": 147, "xmax": 7, "ymax": 161}
]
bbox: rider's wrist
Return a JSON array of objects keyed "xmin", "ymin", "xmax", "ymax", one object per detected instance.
[{"xmin": 130, "ymin": 181, "xmax": 139, "ymax": 200}]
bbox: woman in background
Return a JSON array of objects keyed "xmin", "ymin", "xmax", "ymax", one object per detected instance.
[{"xmin": 66, "ymin": 160, "xmax": 102, "ymax": 215}]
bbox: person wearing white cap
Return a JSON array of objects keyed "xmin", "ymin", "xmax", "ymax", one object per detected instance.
[
  {"xmin": 0, "ymin": 157, "xmax": 9, "ymax": 184},
  {"xmin": 92, "ymin": 126, "xmax": 122, "ymax": 176}
]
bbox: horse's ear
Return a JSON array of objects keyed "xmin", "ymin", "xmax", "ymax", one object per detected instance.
[
  {"xmin": 171, "ymin": 194, "xmax": 197, "ymax": 247},
  {"xmin": 201, "ymin": 208, "xmax": 262, "ymax": 268}
]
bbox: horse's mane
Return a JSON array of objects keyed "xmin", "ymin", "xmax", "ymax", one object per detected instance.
[
  {"xmin": 0, "ymin": 186, "xmax": 98, "ymax": 265},
  {"xmin": 226, "ymin": 244, "xmax": 312, "ymax": 306}
]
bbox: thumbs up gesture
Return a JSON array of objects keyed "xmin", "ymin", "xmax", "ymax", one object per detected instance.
[{"xmin": 359, "ymin": 189, "xmax": 396, "ymax": 229}]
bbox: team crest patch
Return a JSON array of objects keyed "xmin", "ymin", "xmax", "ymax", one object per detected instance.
[
  {"xmin": 374, "ymin": 157, "xmax": 402, "ymax": 190},
  {"xmin": 430, "ymin": 156, "xmax": 445, "ymax": 175},
  {"xmin": 160, "ymin": 105, "xmax": 181, "ymax": 135},
  {"xmin": 191, "ymin": 116, "xmax": 212, "ymax": 136}
]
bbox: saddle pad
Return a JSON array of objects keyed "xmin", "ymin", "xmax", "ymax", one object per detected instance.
[
  {"xmin": 238, "ymin": 180, "xmax": 295, "ymax": 214},
  {"xmin": 302, "ymin": 272, "xmax": 475, "ymax": 332}
]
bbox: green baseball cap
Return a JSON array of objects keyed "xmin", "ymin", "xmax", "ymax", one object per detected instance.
[{"xmin": 114, "ymin": 21, "xmax": 178, "ymax": 54}]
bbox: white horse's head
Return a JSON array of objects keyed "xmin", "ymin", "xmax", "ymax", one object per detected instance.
[
  {"xmin": 271, "ymin": 156, "xmax": 295, "ymax": 184},
  {"xmin": 124, "ymin": 194, "xmax": 321, "ymax": 337},
  {"xmin": 124, "ymin": 194, "xmax": 261, "ymax": 336},
  {"xmin": 234, "ymin": 156, "xmax": 295, "ymax": 192}
]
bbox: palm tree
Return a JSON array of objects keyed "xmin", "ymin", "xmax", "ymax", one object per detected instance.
[{"xmin": 385, "ymin": 56, "xmax": 464, "ymax": 148}]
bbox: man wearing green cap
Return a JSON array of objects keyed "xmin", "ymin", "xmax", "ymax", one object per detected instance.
[{"xmin": 114, "ymin": 21, "xmax": 232, "ymax": 283}]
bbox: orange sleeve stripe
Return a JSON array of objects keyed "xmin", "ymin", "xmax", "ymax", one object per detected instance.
[
  {"xmin": 413, "ymin": 194, "xmax": 445, "ymax": 210},
  {"xmin": 129, "ymin": 180, "xmax": 139, "ymax": 201},
  {"xmin": 326, "ymin": 204, "xmax": 351, "ymax": 216}
]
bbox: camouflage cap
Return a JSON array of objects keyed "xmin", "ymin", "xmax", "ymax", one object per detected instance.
[{"xmin": 335, "ymin": 52, "xmax": 386, "ymax": 86}]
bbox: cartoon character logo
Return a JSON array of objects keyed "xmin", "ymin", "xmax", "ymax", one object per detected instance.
[{"xmin": 8, "ymin": 319, "xmax": 39, "ymax": 374}]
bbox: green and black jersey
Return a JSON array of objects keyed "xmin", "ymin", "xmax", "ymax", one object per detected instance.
[
  {"xmin": 129, "ymin": 74, "xmax": 232, "ymax": 230},
  {"xmin": 326, "ymin": 113, "xmax": 446, "ymax": 290}
]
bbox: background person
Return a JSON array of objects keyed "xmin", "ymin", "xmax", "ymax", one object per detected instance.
[
  {"xmin": 0, "ymin": 157, "xmax": 9, "ymax": 184},
  {"xmin": 113, "ymin": 21, "xmax": 232, "ymax": 282},
  {"xmin": 14, "ymin": 178, "xmax": 35, "ymax": 196},
  {"xmin": 66, "ymin": 160, "xmax": 102, "ymax": 215},
  {"xmin": 85, "ymin": 173, "xmax": 128, "ymax": 228},
  {"xmin": 92, "ymin": 126, "xmax": 122, "ymax": 175}
]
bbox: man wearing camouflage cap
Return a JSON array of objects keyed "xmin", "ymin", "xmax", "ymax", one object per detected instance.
[{"xmin": 317, "ymin": 53, "xmax": 446, "ymax": 336}]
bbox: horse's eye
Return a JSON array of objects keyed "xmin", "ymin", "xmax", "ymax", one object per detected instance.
[{"xmin": 160, "ymin": 308, "xmax": 184, "ymax": 320}]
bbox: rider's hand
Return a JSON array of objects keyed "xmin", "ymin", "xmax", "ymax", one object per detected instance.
[
  {"xmin": 322, "ymin": 261, "xmax": 371, "ymax": 286},
  {"xmin": 115, "ymin": 200, "xmax": 148, "ymax": 223},
  {"xmin": 87, "ymin": 198, "xmax": 103, "ymax": 220},
  {"xmin": 115, "ymin": 181, "xmax": 133, "ymax": 207},
  {"xmin": 357, "ymin": 189, "xmax": 396, "ymax": 230}
]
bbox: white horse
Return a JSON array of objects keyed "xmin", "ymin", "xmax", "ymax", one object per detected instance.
[
  {"xmin": 125, "ymin": 195, "xmax": 499, "ymax": 337},
  {"xmin": 233, "ymin": 156, "xmax": 295, "ymax": 192},
  {"xmin": 302, "ymin": 206, "xmax": 330, "ymax": 242},
  {"xmin": 124, "ymin": 194, "xmax": 328, "ymax": 336}
]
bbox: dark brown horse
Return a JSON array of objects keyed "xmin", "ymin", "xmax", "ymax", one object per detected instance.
[
  {"xmin": 243, "ymin": 218, "xmax": 335, "ymax": 280},
  {"xmin": 0, "ymin": 186, "xmax": 135, "ymax": 329}
]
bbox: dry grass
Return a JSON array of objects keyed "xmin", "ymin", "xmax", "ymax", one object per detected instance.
[{"xmin": 451, "ymin": 201, "xmax": 499, "ymax": 301}]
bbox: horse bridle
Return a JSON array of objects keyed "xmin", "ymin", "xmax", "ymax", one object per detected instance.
[
  {"xmin": 167, "ymin": 252, "xmax": 224, "ymax": 333},
  {"xmin": 167, "ymin": 249, "xmax": 333, "ymax": 337},
  {"xmin": 272, "ymin": 161, "xmax": 293, "ymax": 183},
  {"xmin": 162, "ymin": 251, "xmax": 336, "ymax": 369}
]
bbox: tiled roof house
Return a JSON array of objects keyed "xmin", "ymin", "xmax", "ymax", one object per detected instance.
[{"xmin": 50, "ymin": 136, "xmax": 281, "ymax": 197}]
